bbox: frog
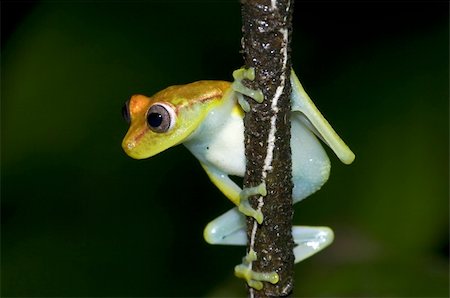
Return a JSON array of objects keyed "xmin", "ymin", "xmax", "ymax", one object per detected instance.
[{"xmin": 121, "ymin": 68, "xmax": 355, "ymax": 289}]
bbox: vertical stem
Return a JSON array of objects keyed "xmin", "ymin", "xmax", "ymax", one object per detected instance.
[{"xmin": 240, "ymin": 0, "xmax": 294, "ymax": 296}]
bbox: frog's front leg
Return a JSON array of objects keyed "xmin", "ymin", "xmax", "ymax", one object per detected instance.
[
  {"xmin": 231, "ymin": 68, "xmax": 264, "ymax": 106},
  {"xmin": 201, "ymin": 164, "xmax": 264, "ymax": 224},
  {"xmin": 231, "ymin": 67, "xmax": 267, "ymax": 114}
]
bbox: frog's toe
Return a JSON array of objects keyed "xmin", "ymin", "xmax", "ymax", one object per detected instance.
[
  {"xmin": 238, "ymin": 200, "xmax": 264, "ymax": 224},
  {"xmin": 238, "ymin": 182, "xmax": 267, "ymax": 224},
  {"xmin": 231, "ymin": 67, "xmax": 264, "ymax": 103},
  {"xmin": 292, "ymin": 226, "xmax": 334, "ymax": 263},
  {"xmin": 234, "ymin": 250, "xmax": 279, "ymax": 290}
]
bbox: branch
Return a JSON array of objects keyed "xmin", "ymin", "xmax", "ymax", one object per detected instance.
[{"xmin": 240, "ymin": 0, "xmax": 294, "ymax": 296}]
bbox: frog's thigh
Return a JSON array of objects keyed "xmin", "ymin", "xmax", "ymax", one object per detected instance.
[
  {"xmin": 291, "ymin": 113, "xmax": 331, "ymax": 204},
  {"xmin": 204, "ymin": 207, "xmax": 246, "ymax": 245},
  {"xmin": 292, "ymin": 226, "xmax": 334, "ymax": 263}
]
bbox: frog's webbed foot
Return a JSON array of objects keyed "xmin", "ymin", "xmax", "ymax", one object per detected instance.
[
  {"xmin": 204, "ymin": 210, "xmax": 333, "ymax": 289},
  {"xmin": 234, "ymin": 249, "xmax": 279, "ymax": 290},
  {"xmin": 239, "ymin": 182, "xmax": 266, "ymax": 224},
  {"xmin": 232, "ymin": 68, "xmax": 264, "ymax": 112},
  {"xmin": 203, "ymin": 207, "xmax": 247, "ymax": 245},
  {"xmin": 233, "ymin": 226, "xmax": 332, "ymax": 290},
  {"xmin": 292, "ymin": 226, "xmax": 334, "ymax": 263}
]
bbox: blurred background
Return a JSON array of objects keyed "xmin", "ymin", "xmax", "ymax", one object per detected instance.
[{"xmin": 1, "ymin": 1, "xmax": 448, "ymax": 297}]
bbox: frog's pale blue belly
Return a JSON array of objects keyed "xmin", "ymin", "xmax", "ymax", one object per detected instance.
[
  {"xmin": 183, "ymin": 106, "xmax": 246, "ymax": 177},
  {"xmin": 185, "ymin": 104, "xmax": 330, "ymax": 203},
  {"xmin": 203, "ymin": 114, "xmax": 245, "ymax": 177},
  {"xmin": 202, "ymin": 111, "xmax": 331, "ymax": 203}
]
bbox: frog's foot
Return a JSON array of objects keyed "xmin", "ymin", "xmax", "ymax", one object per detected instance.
[
  {"xmin": 232, "ymin": 68, "xmax": 264, "ymax": 107},
  {"xmin": 237, "ymin": 93, "xmax": 251, "ymax": 112},
  {"xmin": 203, "ymin": 207, "xmax": 247, "ymax": 245},
  {"xmin": 234, "ymin": 249, "xmax": 279, "ymax": 290},
  {"xmin": 293, "ymin": 226, "xmax": 334, "ymax": 263},
  {"xmin": 238, "ymin": 182, "xmax": 266, "ymax": 224}
]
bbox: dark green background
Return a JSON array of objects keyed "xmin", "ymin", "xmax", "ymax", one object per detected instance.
[{"xmin": 2, "ymin": 1, "xmax": 448, "ymax": 297}]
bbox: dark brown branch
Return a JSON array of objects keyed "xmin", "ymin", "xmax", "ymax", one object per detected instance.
[{"xmin": 240, "ymin": 0, "xmax": 295, "ymax": 297}]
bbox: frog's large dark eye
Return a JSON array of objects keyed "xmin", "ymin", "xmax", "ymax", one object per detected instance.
[
  {"xmin": 122, "ymin": 100, "xmax": 131, "ymax": 124},
  {"xmin": 146, "ymin": 103, "xmax": 175, "ymax": 133}
]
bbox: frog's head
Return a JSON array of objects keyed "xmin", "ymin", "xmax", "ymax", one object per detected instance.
[{"xmin": 122, "ymin": 80, "xmax": 230, "ymax": 159}]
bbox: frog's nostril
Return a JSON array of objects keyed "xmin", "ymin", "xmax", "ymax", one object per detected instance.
[{"xmin": 127, "ymin": 141, "xmax": 136, "ymax": 150}]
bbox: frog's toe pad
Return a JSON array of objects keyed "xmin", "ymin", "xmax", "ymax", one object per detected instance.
[
  {"xmin": 238, "ymin": 200, "xmax": 264, "ymax": 224},
  {"xmin": 238, "ymin": 182, "xmax": 266, "ymax": 223},
  {"xmin": 234, "ymin": 250, "xmax": 279, "ymax": 290},
  {"xmin": 231, "ymin": 67, "xmax": 264, "ymax": 103}
]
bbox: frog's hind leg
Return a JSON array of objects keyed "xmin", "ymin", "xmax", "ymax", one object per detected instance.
[
  {"xmin": 290, "ymin": 70, "xmax": 355, "ymax": 165},
  {"xmin": 204, "ymin": 207, "xmax": 247, "ymax": 245},
  {"xmin": 204, "ymin": 208, "xmax": 334, "ymax": 262},
  {"xmin": 292, "ymin": 226, "xmax": 334, "ymax": 263},
  {"xmin": 291, "ymin": 113, "xmax": 331, "ymax": 204}
]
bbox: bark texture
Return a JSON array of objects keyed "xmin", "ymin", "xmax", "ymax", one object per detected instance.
[{"xmin": 240, "ymin": 0, "xmax": 294, "ymax": 296}]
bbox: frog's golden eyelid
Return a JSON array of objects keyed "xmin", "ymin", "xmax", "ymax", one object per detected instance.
[{"xmin": 129, "ymin": 94, "xmax": 151, "ymax": 115}]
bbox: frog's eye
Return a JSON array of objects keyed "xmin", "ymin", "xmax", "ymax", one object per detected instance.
[
  {"xmin": 122, "ymin": 100, "xmax": 131, "ymax": 124},
  {"xmin": 146, "ymin": 103, "xmax": 176, "ymax": 133}
]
